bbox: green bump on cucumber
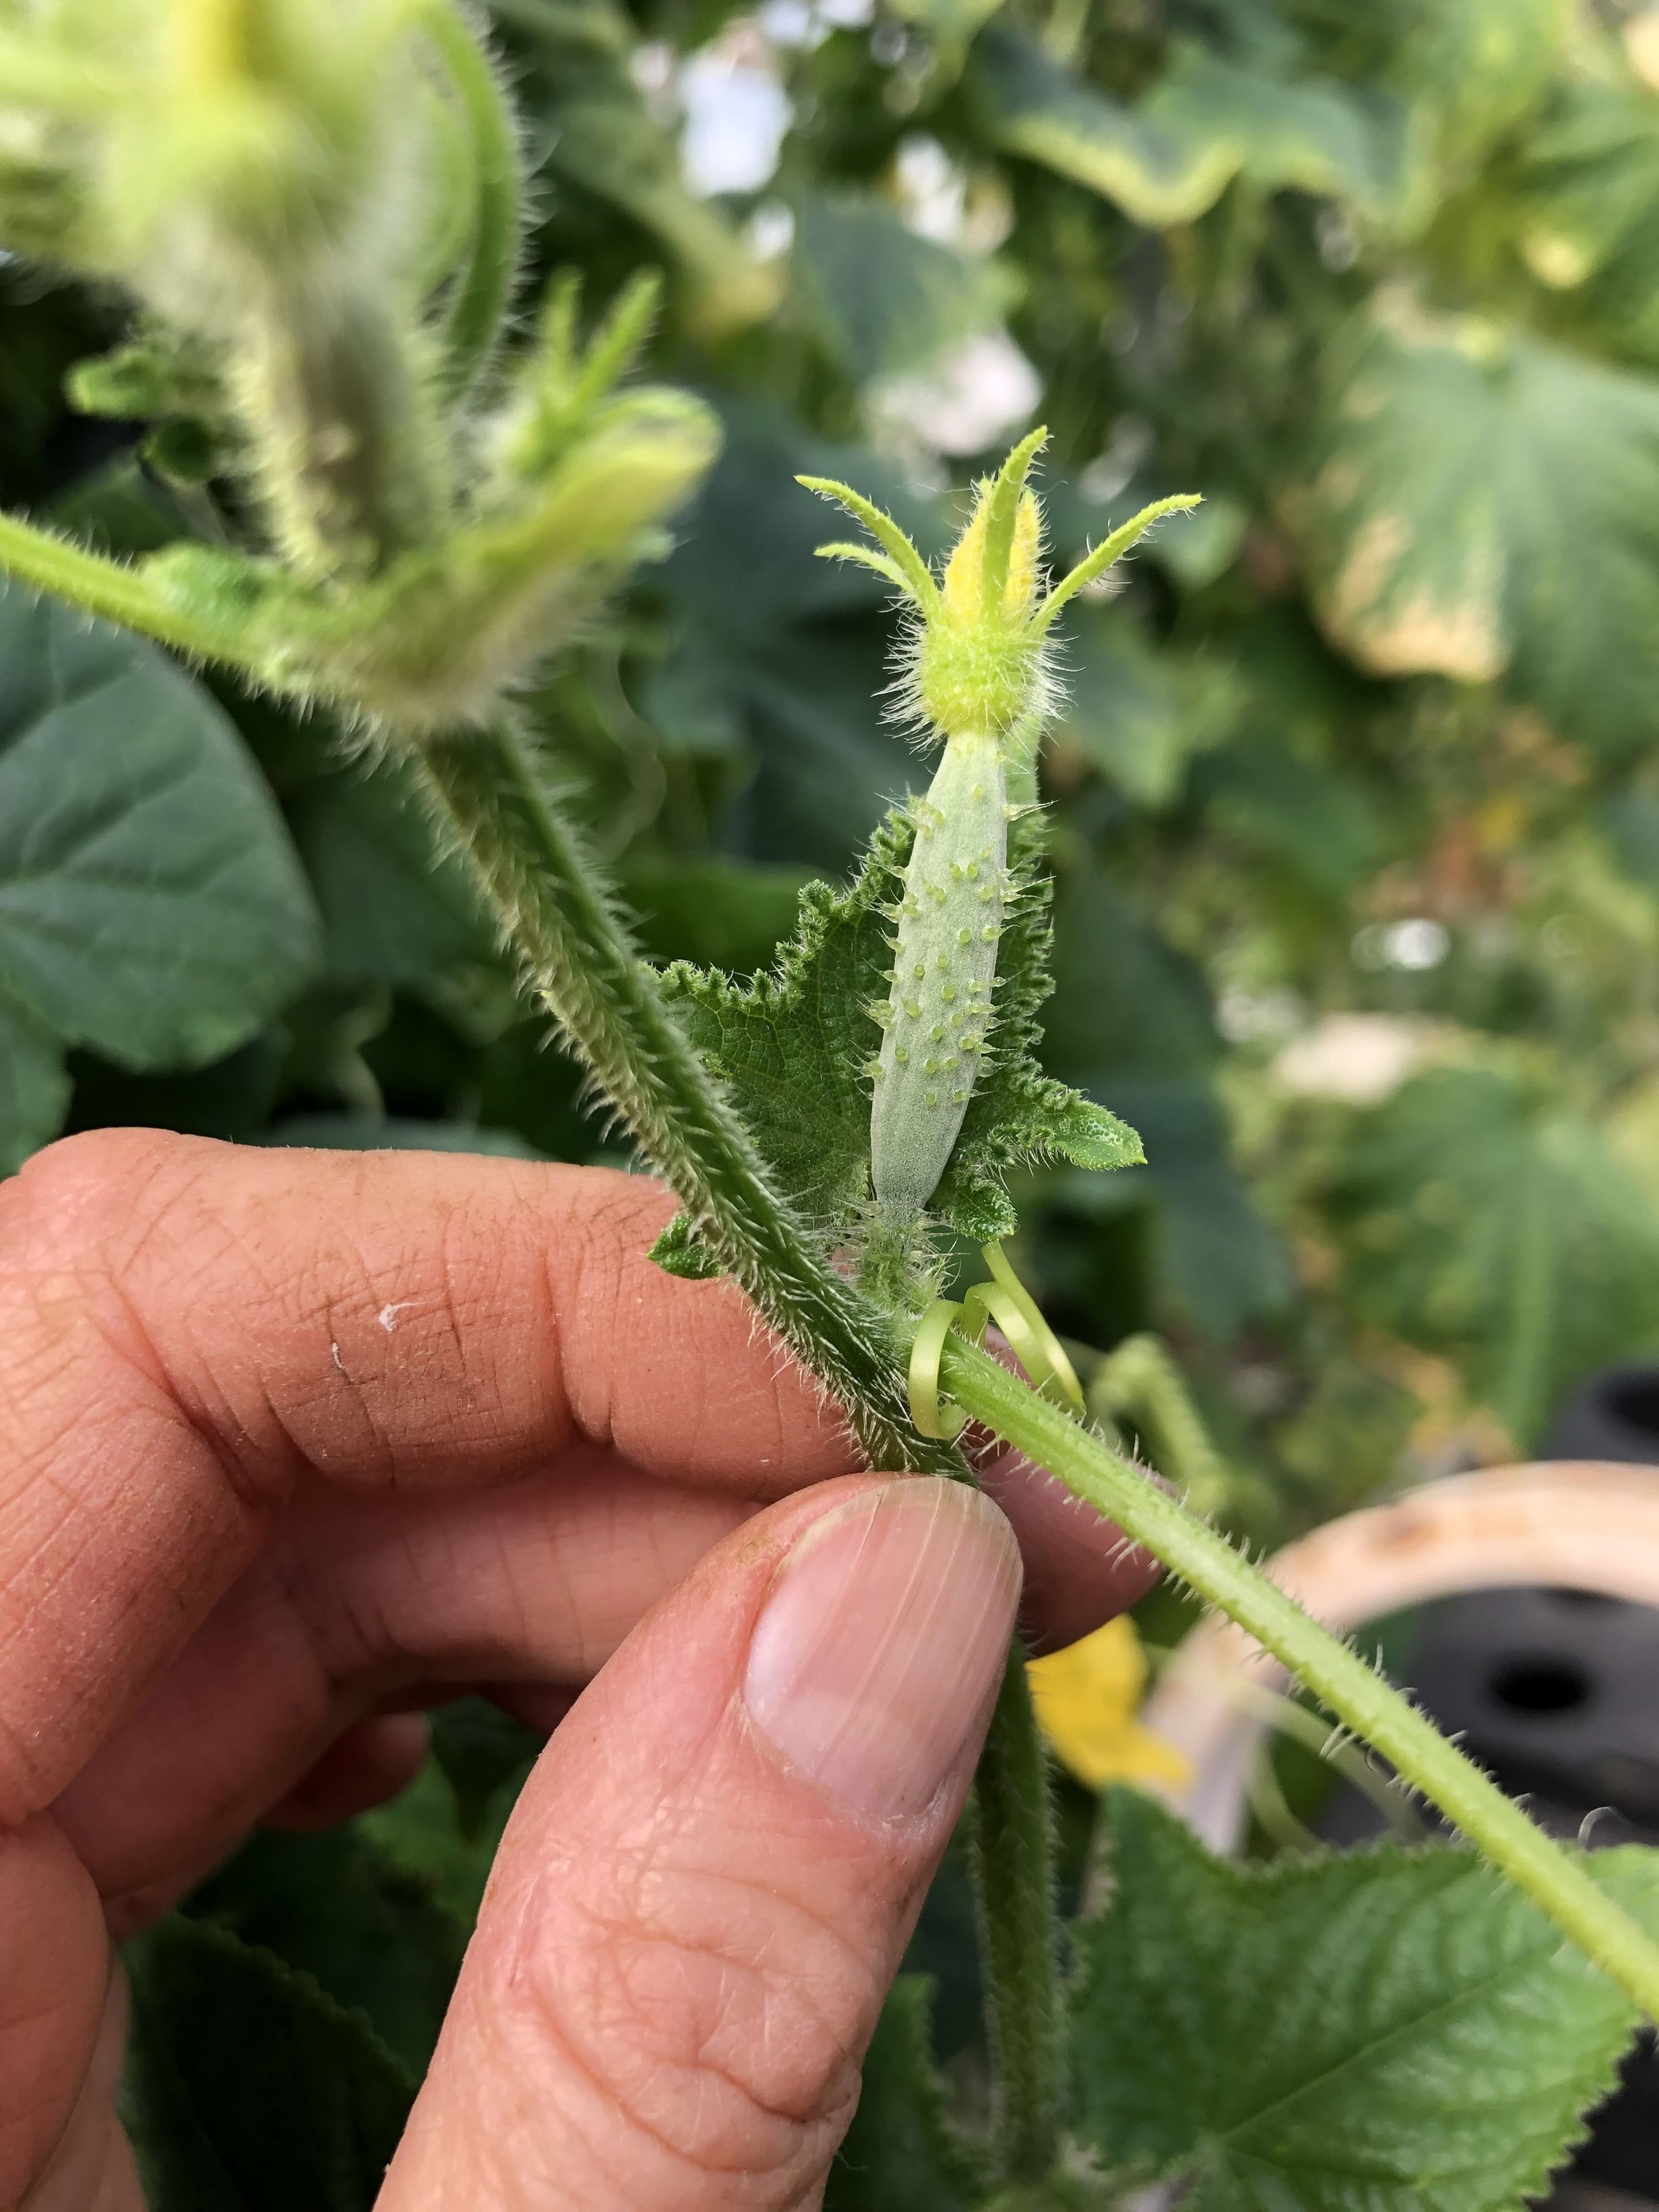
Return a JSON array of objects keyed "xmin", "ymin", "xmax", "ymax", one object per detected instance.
[{"xmin": 871, "ymin": 731, "xmax": 1009, "ymax": 1217}]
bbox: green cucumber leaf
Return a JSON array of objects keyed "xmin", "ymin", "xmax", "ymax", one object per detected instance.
[
  {"xmin": 825, "ymin": 1977, "xmax": 986, "ymax": 2212},
  {"xmin": 429, "ymin": 1696, "xmax": 543, "ymax": 1843},
  {"xmin": 1513, "ymin": 79, "xmax": 1659, "ymax": 364},
  {"xmin": 660, "ymin": 808, "xmax": 1141, "ymax": 1262},
  {"xmin": 972, "ymin": 30, "xmax": 1409, "ymax": 232},
  {"xmin": 358, "ymin": 1744, "xmax": 531, "ymax": 1929},
  {"xmin": 1327, "ymin": 1065, "xmax": 1659, "ymax": 1445},
  {"xmin": 182, "ymin": 1825, "xmax": 467, "ymax": 2075},
  {"xmin": 972, "ymin": 29, "xmax": 1240, "ymax": 228},
  {"xmin": 122, "ymin": 1917, "xmax": 415, "ymax": 2212},
  {"xmin": 1291, "ymin": 0, "xmax": 1562, "ymax": 171},
  {"xmin": 1388, "ymin": 0, "xmax": 1563, "ymax": 167},
  {"xmin": 1143, "ymin": 44, "xmax": 1413, "ymax": 223},
  {"xmin": 291, "ymin": 757, "xmax": 493, "ymax": 988},
  {"xmin": 1072, "ymin": 1787, "xmax": 1657, "ymax": 2212},
  {"xmin": 792, "ymin": 194, "xmax": 1009, "ymax": 385},
  {"xmin": 1297, "ymin": 299, "xmax": 1659, "ymax": 759},
  {"xmin": 0, "ymin": 987, "xmax": 68, "ymax": 1175},
  {"xmin": 0, "ymin": 582, "xmax": 321, "ymax": 1071},
  {"xmin": 1054, "ymin": 607, "xmax": 1236, "ymax": 810}
]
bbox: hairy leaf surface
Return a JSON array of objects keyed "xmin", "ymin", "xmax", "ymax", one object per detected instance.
[
  {"xmin": 123, "ymin": 1918, "xmax": 415, "ymax": 2212},
  {"xmin": 1073, "ymin": 1789, "xmax": 1656, "ymax": 2211},
  {"xmin": 824, "ymin": 1978, "xmax": 985, "ymax": 2211}
]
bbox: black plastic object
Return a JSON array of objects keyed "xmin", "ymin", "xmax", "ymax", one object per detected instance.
[
  {"xmin": 1405, "ymin": 1585, "xmax": 1659, "ymax": 1828},
  {"xmin": 1542, "ymin": 1364, "xmax": 1659, "ymax": 1467}
]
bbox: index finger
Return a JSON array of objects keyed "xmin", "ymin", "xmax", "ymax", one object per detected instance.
[{"xmin": 0, "ymin": 1129, "xmax": 855, "ymax": 1818}]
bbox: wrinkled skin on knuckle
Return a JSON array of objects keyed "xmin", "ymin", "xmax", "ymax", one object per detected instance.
[{"xmin": 551, "ymin": 1171, "xmax": 848, "ymax": 1491}]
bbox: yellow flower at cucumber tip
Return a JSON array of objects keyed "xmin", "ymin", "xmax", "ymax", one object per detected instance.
[{"xmin": 796, "ymin": 425, "xmax": 1200, "ymax": 745}]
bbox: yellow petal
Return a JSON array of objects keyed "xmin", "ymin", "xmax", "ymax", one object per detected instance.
[{"xmin": 1027, "ymin": 1615, "xmax": 1192, "ymax": 1794}]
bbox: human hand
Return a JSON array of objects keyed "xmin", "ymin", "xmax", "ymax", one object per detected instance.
[{"xmin": 1, "ymin": 1131, "xmax": 1155, "ymax": 2209}]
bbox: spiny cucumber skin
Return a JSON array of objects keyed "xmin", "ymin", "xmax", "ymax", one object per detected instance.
[{"xmin": 871, "ymin": 729, "xmax": 1009, "ymax": 1219}]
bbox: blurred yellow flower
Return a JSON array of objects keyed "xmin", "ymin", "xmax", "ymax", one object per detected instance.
[{"xmin": 1027, "ymin": 1615, "xmax": 1192, "ymax": 1793}]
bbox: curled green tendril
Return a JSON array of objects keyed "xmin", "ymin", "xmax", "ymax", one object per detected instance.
[{"xmin": 907, "ymin": 1241, "xmax": 1084, "ymax": 1443}]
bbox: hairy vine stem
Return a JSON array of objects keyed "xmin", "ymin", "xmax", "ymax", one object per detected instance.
[
  {"xmin": 970, "ymin": 1647, "xmax": 1064, "ymax": 2181},
  {"xmin": 0, "ymin": 513, "xmax": 246, "ymax": 664},
  {"xmin": 411, "ymin": 717, "xmax": 955, "ymax": 1475}
]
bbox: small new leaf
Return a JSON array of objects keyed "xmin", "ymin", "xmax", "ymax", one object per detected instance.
[
  {"xmin": 660, "ymin": 808, "xmax": 1140, "ymax": 1266},
  {"xmin": 649, "ymin": 1209, "xmax": 725, "ymax": 1280},
  {"xmin": 1073, "ymin": 1789, "xmax": 1659, "ymax": 2212}
]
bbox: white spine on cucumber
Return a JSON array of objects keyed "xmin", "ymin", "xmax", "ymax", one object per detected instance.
[{"xmin": 871, "ymin": 728, "xmax": 1009, "ymax": 1218}]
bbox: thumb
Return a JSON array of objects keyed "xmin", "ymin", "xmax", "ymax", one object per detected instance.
[{"xmin": 380, "ymin": 1474, "xmax": 1021, "ymax": 2211}]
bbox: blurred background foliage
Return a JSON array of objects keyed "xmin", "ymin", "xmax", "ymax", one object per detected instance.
[{"xmin": 11, "ymin": 0, "xmax": 1659, "ymax": 1544}]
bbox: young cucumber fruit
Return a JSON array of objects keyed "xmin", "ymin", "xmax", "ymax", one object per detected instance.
[
  {"xmin": 799, "ymin": 433, "xmax": 1198, "ymax": 1232},
  {"xmin": 871, "ymin": 728, "xmax": 1009, "ymax": 1220}
]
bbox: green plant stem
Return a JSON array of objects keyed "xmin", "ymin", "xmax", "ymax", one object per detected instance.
[
  {"xmin": 970, "ymin": 1644, "xmax": 1062, "ymax": 2183},
  {"xmin": 1088, "ymin": 1332, "xmax": 1232, "ymax": 1518},
  {"xmin": 942, "ymin": 1333, "xmax": 1659, "ymax": 2026},
  {"xmin": 0, "ymin": 514, "xmax": 246, "ymax": 666},
  {"xmin": 426, "ymin": 0, "xmax": 521, "ymax": 396}
]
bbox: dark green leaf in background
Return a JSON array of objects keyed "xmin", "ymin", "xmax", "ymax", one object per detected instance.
[
  {"xmin": 1515, "ymin": 80, "xmax": 1659, "ymax": 364},
  {"xmin": 0, "ymin": 583, "xmax": 321, "ymax": 1106},
  {"xmin": 0, "ymin": 987, "xmax": 69, "ymax": 1173},
  {"xmin": 1328, "ymin": 1065, "xmax": 1659, "ymax": 1444},
  {"xmin": 291, "ymin": 759, "xmax": 493, "ymax": 988},
  {"xmin": 972, "ymin": 28, "xmax": 1242, "ymax": 229},
  {"xmin": 792, "ymin": 196, "xmax": 1009, "ymax": 386},
  {"xmin": 1145, "ymin": 44, "xmax": 1412, "ymax": 224},
  {"xmin": 123, "ymin": 1919, "xmax": 415, "ymax": 2212},
  {"xmin": 1052, "ymin": 608, "xmax": 1237, "ymax": 811},
  {"xmin": 184, "ymin": 1828, "xmax": 466, "ymax": 2077}
]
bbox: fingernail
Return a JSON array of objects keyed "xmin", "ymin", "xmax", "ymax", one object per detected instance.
[{"xmin": 743, "ymin": 1480, "xmax": 1021, "ymax": 1820}]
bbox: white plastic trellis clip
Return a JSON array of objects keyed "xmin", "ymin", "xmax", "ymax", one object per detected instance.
[{"xmin": 906, "ymin": 1240, "xmax": 1085, "ymax": 1442}]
